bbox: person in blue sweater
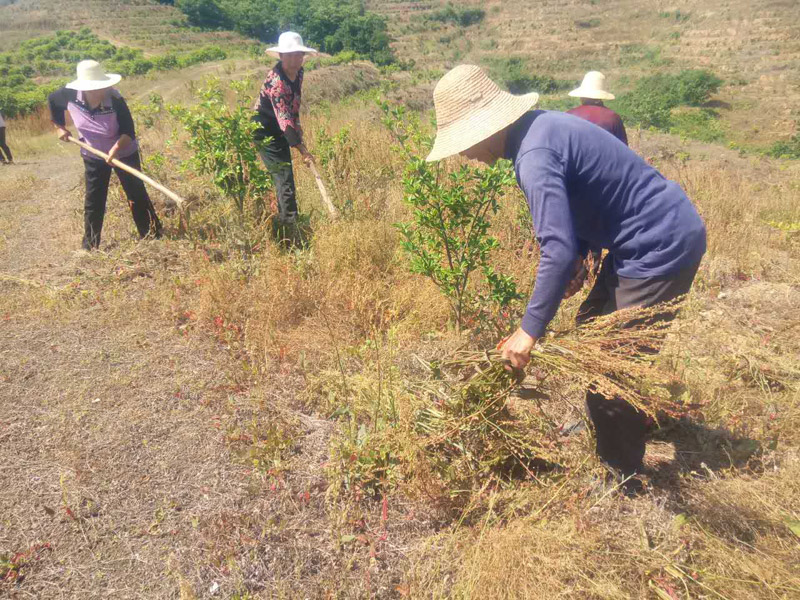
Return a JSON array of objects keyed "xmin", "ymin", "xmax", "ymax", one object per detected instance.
[{"xmin": 426, "ymin": 65, "xmax": 706, "ymax": 480}]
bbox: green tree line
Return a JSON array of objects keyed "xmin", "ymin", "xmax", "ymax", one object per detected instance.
[
  {"xmin": 160, "ymin": 0, "xmax": 394, "ymax": 64},
  {"xmin": 0, "ymin": 28, "xmax": 227, "ymax": 117}
]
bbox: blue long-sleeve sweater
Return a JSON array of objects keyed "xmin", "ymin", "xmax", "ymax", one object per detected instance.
[{"xmin": 506, "ymin": 110, "xmax": 706, "ymax": 338}]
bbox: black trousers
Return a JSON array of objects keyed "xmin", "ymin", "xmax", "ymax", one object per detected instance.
[
  {"xmin": 0, "ymin": 127, "xmax": 12, "ymax": 163},
  {"xmin": 83, "ymin": 152, "xmax": 161, "ymax": 250},
  {"xmin": 577, "ymin": 254, "xmax": 700, "ymax": 475},
  {"xmin": 258, "ymin": 136, "xmax": 297, "ymax": 223}
]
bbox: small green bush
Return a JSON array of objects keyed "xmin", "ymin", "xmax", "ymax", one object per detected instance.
[
  {"xmin": 765, "ymin": 133, "xmax": 800, "ymax": 159},
  {"xmin": 428, "ymin": 3, "xmax": 486, "ymax": 27},
  {"xmin": 670, "ymin": 108, "xmax": 726, "ymax": 143},
  {"xmin": 486, "ymin": 57, "xmax": 571, "ymax": 95},
  {"xmin": 170, "ymin": 79, "xmax": 274, "ymax": 255},
  {"xmin": 659, "ymin": 9, "xmax": 690, "ymax": 22},
  {"xmin": 380, "ymin": 101, "xmax": 522, "ymax": 334},
  {"xmin": 611, "ymin": 69, "xmax": 724, "ymax": 130}
]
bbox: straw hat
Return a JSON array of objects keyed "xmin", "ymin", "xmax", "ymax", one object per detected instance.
[
  {"xmin": 568, "ymin": 71, "xmax": 615, "ymax": 101},
  {"xmin": 426, "ymin": 65, "xmax": 539, "ymax": 162},
  {"xmin": 266, "ymin": 31, "xmax": 318, "ymax": 58},
  {"xmin": 66, "ymin": 60, "xmax": 122, "ymax": 92}
]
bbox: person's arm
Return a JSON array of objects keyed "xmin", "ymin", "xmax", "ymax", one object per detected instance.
[
  {"xmin": 266, "ymin": 73, "xmax": 314, "ymax": 165},
  {"xmin": 48, "ymin": 87, "xmax": 74, "ymax": 141},
  {"xmin": 500, "ymin": 148, "xmax": 578, "ymax": 368},
  {"xmin": 107, "ymin": 93, "xmax": 135, "ymax": 164},
  {"xmin": 616, "ymin": 115, "xmax": 628, "ymax": 146}
]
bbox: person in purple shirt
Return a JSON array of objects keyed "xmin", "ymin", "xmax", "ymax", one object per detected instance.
[
  {"xmin": 426, "ymin": 65, "xmax": 706, "ymax": 481},
  {"xmin": 49, "ymin": 60, "xmax": 161, "ymax": 250},
  {"xmin": 566, "ymin": 71, "xmax": 628, "ymax": 145}
]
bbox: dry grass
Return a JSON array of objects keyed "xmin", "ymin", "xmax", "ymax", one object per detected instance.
[
  {"xmin": 2, "ymin": 42, "xmax": 800, "ymax": 599},
  {"xmin": 368, "ymin": 0, "xmax": 800, "ymax": 146},
  {"xmin": 4, "ymin": 107, "xmax": 61, "ymax": 159}
]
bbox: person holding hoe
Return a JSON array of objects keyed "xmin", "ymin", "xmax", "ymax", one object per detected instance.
[
  {"xmin": 566, "ymin": 70, "xmax": 628, "ymax": 146},
  {"xmin": 49, "ymin": 60, "xmax": 161, "ymax": 250},
  {"xmin": 252, "ymin": 31, "xmax": 317, "ymax": 234},
  {"xmin": 426, "ymin": 65, "xmax": 706, "ymax": 482}
]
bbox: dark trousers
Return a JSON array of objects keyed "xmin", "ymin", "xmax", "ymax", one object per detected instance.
[
  {"xmin": 577, "ymin": 254, "xmax": 700, "ymax": 475},
  {"xmin": 83, "ymin": 152, "xmax": 161, "ymax": 250},
  {"xmin": 258, "ymin": 136, "xmax": 297, "ymax": 223},
  {"xmin": 0, "ymin": 127, "xmax": 12, "ymax": 163}
]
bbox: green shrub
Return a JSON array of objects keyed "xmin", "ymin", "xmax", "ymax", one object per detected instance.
[
  {"xmin": 176, "ymin": 0, "xmax": 231, "ymax": 29},
  {"xmin": 380, "ymin": 101, "xmax": 522, "ymax": 334},
  {"xmin": 619, "ymin": 43, "xmax": 671, "ymax": 67},
  {"xmin": 670, "ymin": 108, "xmax": 726, "ymax": 143},
  {"xmin": 486, "ymin": 57, "xmax": 571, "ymax": 95},
  {"xmin": 765, "ymin": 133, "xmax": 800, "ymax": 159},
  {"xmin": 611, "ymin": 69, "xmax": 724, "ymax": 130},
  {"xmin": 169, "ymin": 0, "xmax": 394, "ymax": 64},
  {"xmin": 170, "ymin": 79, "xmax": 274, "ymax": 255},
  {"xmin": 659, "ymin": 9, "xmax": 690, "ymax": 22},
  {"xmin": 428, "ymin": 3, "xmax": 486, "ymax": 27}
]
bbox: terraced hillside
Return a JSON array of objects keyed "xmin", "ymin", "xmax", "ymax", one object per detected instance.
[
  {"xmin": 0, "ymin": 0, "xmax": 249, "ymax": 53},
  {"xmin": 368, "ymin": 0, "xmax": 800, "ymax": 145}
]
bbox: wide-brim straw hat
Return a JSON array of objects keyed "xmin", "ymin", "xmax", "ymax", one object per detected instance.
[
  {"xmin": 66, "ymin": 60, "xmax": 122, "ymax": 92},
  {"xmin": 266, "ymin": 31, "xmax": 318, "ymax": 58},
  {"xmin": 426, "ymin": 65, "xmax": 539, "ymax": 162},
  {"xmin": 568, "ymin": 70, "xmax": 615, "ymax": 100}
]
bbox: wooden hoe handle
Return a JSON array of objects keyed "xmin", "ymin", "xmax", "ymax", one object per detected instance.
[{"xmin": 68, "ymin": 138, "xmax": 186, "ymax": 208}]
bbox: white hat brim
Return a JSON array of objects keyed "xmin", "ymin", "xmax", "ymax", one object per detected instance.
[
  {"xmin": 426, "ymin": 91, "xmax": 539, "ymax": 162},
  {"xmin": 265, "ymin": 46, "xmax": 318, "ymax": 58},
  {"xmin": 568, "ymin": 87, "xmax": 615, "ymax": 100},
  {"xmin": 66, "ymin": 73, "xmax": 122, "ymax": 91}
]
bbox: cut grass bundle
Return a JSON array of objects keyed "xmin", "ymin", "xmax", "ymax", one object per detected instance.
[
  {"xmin": 412, "ymin": 302, "xmax": 689, "ymax": 501},
  {"xmin": 414, "ymin": 359, "xmax": 560, "ymax": 499}
]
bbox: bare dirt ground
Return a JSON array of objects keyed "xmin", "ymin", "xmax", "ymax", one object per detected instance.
[{"xmin": 0, "ymin": 158, "xmax": 355, "ymax": 598}]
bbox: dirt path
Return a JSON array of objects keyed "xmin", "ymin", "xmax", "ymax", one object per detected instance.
[{"xmin": 0, "ymin": 158, "xmax": 339, "ymax": 598}]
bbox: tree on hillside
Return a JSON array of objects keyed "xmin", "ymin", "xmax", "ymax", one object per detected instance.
[{"xmin": 177, "ymin": 0, "xmax": 232, "ymax": 29}]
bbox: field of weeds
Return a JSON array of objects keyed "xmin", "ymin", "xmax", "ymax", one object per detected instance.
[{"xmin": 2, "ymin": 36, "xmax": 800, "ymax": 600}]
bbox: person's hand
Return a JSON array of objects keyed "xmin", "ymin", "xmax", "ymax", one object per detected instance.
[
  {"xmin": 56, "ymin": 127, "xmax": 71, "ymax": 142},
  {"xmin": 106, "ymin": 135, "xmax": 132, "ymax": 165},
  {"xmin": 296, "ymin": 143, "xmax": 315, "ymax": 167},
  {"xmin": 106, "ymin": 143, "xmax": 120, "ymax": 165},
  {"xmin": 563, "ymin": 256, "xmax": 588, "ymax": 299},
  {"xmin": 497, "ymin": 327, "xmax": 537, "ymax": 370}
]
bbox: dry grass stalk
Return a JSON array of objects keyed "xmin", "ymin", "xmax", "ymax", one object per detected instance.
[{"xmin": 406, "ymin": 302, "xmax": 686, "ymax": 503}]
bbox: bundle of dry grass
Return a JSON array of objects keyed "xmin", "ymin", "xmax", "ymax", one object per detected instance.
[{"xmin": 411, "ymin": 302, "xmax": 689, "ymax": 500}]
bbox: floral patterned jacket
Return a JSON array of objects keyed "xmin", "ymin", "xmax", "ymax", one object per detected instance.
[{"xmin": 252, "ymin": 62, "xmax": 303, "ymax": 146}]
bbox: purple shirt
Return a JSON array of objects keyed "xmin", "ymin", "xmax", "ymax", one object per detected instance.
[
  {"xmin": 566, "ymin": 104, "xmax": 628, "ymax": 145},
  {"xmin": 506, "ymin": 111, "xmax": 706, "ymax": 338},
  {"xmin": 48, "ymin": 87, "xmax": 138, "ymax": 161}
]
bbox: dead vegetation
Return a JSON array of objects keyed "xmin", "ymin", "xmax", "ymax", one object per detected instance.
[{"xmin": 2, "ymin": 22, "xmax": 800, "ymax": 600}]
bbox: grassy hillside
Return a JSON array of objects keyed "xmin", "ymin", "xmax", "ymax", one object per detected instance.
[
  {"xmin": 1, "ymin": 1, "xmax": 800, "ymax": 598},
  {"xmin": 0, "ymin": 0, "xmax": 249, "ymax": 53},
  {"xmin": 367, "ymin": 0, "xmax": 800, "ymax": 148}
]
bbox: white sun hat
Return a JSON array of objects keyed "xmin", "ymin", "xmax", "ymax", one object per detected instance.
[
  {"xmin": 66, "ymin": 60, "xmax": 122, "ymax": 92},
  {"xmin": 266, "ymin": 31, "xmax": 318, "ymax": 58},
  {"xmin": 426, "ymin": 65, "xmax": 539, "ymax": 162},
  {"xmin": 568, "ymin": 71, "xmax": 615, "ymax": 101}
]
